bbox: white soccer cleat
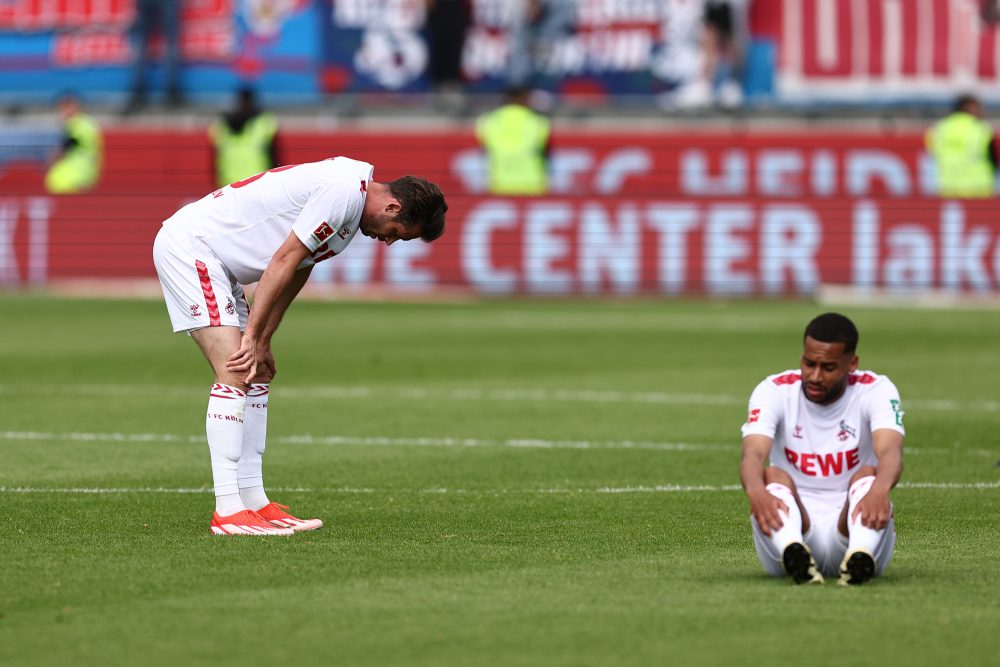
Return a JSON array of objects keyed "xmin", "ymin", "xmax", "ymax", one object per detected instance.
[
  {"xmin": 255, "ymin": 502, "xmax": 324, "ymax": 532},
  {"xmin": 782, "ymin": 541, "xmax": 825, "ymax": 585},
  {"xmin": 839, "ymin": 548, "xmax": 876, "ymax": 586},
  {"xmin": 210, "ymin": 509, "xmax": 295, "ymax": 536}
]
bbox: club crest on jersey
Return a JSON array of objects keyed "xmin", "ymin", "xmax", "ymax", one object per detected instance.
[
  {"xmin": 189, "ymin": 304, "xmax": 202, "ymax": 317},
  {"xmin": 837, "ymin": 421, "xmax": 857, "ymax": 442},
  {"xmin": 225, "ymin": 297, "xmax": 236, "ymax": 315}
]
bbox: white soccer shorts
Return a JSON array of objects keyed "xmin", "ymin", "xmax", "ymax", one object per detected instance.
[
  {"xmin": 152, "ymin": 229, "xmax": 249, "ymax": 333},
  {"xmin": 751, "ymin": 491, "xmax": 896, "ymax": 579}
]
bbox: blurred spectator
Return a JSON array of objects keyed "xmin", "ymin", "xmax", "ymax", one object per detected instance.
[
  {"xmin": 983, "ymin": 0, "xmax": 1000, "ymax": 23},
  {"xmin": 45, "ymin": 93, "xmax": 103, "ymax": 195},
  {"xmin": 925, "ymin": 94, "xmax": 998, "ymax": 198},
  {"xmin": 703, "ymin": 0, "xmax": 746, "ymax": 106},
  {"xmin": 122, "ymin": 0, "xmax": 184, "ymax": 114},
  {"xmin": 671, "ymin": 0, "xmax": 747, "ymax": 109},
  {"xmin": 475, "ymin": 86, "xmax": 551, "ymax": 195},
  {"xmin": 506, "ymin": 0, "xmax": 575, "ymax": 95},
  {"xmin": 426, "ymin": 0, "xmax": 470, "ymax": 112},
  {"xmin": 208, "ymin": 87, "xmax": 280, "ymax": 189}
]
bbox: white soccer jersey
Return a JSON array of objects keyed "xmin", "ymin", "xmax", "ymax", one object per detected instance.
[
  {"xmin": 161, "ymin": 157, "xmax": 373, "ymax": 284},
  {"xmin": 741, "ymin": 370, "xmax": 905, "ymax": 497}
]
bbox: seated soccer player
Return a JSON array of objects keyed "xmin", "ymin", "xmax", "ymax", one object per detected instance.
[{"xmin": 738, "ymin": 313, "xmax": 905, "ymax": 584}]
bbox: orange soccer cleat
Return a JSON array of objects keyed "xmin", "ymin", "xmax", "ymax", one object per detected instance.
[
  {"xmin": 255, "ymin": 502, "xmax": 324, "ymax": 532},
  {"xmin": 210, "ymin": 509, "xmax": 295, "ymax": 536}
]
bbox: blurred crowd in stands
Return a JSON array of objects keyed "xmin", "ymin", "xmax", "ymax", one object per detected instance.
[
  {"xmin": 3, "ymin": 0, "xmax": 1000, "ymax": 200},
  {"xmin": 5, "ymin": 0, "xmax": 1000, "ymax": 116}
]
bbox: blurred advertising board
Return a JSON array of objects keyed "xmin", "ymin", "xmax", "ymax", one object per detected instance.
[
  {"xmin": 0, "ymin": 0, "xmax": 321, "ymax": 102},
  {"xmin": 758, "ymin": 0, "xmax": 1000, "ymax": 103},
  {"xmin": 0, "ymin": 0, "xmax": 712, "ymax": 101},
  {"xmin": 321, "ymin": 0, "xmax": 701, "ymax": 95},
  {"xmin": 2, "ymin": 128, "xmax": 999, "ymax": 295},
  {"xmin": 7, "ymin": 0, "xmax": 1000, "ymax": 105}
]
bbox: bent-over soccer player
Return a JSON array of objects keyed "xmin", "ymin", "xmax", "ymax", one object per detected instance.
[
  {"xmin": 152, "ymin": 157, "xmax": 447, "ymax": 535},
  {"xmin": 738, "ymin": 313, "xmax": 905, "ymax": 584}
]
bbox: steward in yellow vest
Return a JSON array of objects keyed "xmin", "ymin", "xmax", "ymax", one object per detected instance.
[
  {"xmin": 45, "ymin": 94, "xmax": 103, "ymax": 194},
  {"xmin": 209, "ymin": 87, "xmax": 280, "ymax": 188},
  {"xmin": 926, "ymin": 94, "xmax": 997, "ymax": 198},
  {"xmin": 476, "ymin": 87, "xmax": 551, "ymax": 195}
]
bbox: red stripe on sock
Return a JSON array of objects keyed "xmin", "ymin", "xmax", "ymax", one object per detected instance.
[
  {"xmin": 195, "ymin": 260, "xmax": 222, "ymax": 326},
  {"xmin": 210, "ymin": 383, "xmax": 246, "ymax": 399}
]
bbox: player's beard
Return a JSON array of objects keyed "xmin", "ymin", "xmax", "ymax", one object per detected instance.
[{"xmin": 802, "ymin": 377, "xmax": 847, "ymax": 405}]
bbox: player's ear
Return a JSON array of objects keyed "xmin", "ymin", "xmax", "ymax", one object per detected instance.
[
  {"xmin": 848, "ymin": 355, "xmax": 858, "ymax": 372},
  {"xmin": 385, "ymin": 199, "xmax": 401, "ymax": 215}
]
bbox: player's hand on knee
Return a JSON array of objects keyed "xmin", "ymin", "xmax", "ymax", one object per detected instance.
[
  {"xmin": 254, "ymin": 354, "xmax": 276, "ymax": 383},
  {"xmin": 854, "ymin": 491, "xmax": 891, "ymax": 530},
  {"xmin": 751, "ymin": 491, "xmax": 787, "ymax": 536},
  {"xmin": 226, "ymin": 333, "xmax": 258, "ymax": 382}
]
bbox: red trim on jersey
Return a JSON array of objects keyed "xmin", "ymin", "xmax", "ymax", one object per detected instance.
[
  {"xmin": 848, "ymin": 373, "xmax": 876, "ymax": 385},
  {"xmin": 195, "ymin": 260, "xmax": 221, "ymax": 326},
  {"xmin": 772, "ymin": 372, "xmax": 802, "ymax": 385}
]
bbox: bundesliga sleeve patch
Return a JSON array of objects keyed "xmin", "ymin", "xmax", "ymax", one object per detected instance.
[{"xmin": 311, "ymin": 221, "xmax": 335, "ymax": 245}]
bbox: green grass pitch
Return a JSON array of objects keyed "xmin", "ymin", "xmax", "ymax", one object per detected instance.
[{"xmin": 1, "ymin": 293, "xmax": 998, "ymax": 666}]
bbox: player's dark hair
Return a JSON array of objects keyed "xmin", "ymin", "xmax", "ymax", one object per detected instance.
[
  {"xmin": 387, "ymin": 176, "xmax": 447, "ymax": 242},
  {"xmin": 804, "ymin": 313, "xmax": 859, "ymax": 355}
]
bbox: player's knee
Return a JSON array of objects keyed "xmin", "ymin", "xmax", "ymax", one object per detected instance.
[
  {"xmin": 214, "ymin": 374, "xmax": 250, "ymax": 393},
  {"xmin": 763, "ymin": 467, "xmax": 794, "ymax": 488},
  {"xmin": 253, "ymin": 368, "xmax": 275, "ymax": 384},
  {"xmin": 849, "ymin": 466, "xmax": 878, "ymax": 484}
]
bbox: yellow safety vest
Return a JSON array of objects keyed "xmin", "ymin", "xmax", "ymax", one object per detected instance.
[
  {"xmin": 476, "ymin": 104, "xmax": 551, "ymax": 195},
  {"xmin": 926, "ymin": 111, "xmax": 996, "ymax": 198},
  {"xmin": 45, "ymin": 112, "xmax": 102, "ymax": 194},
  {"xmin": 209, "ymin": 113, "xmax": 279, "ymax": 188}
]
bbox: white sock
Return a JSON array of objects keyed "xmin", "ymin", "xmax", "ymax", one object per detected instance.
[
  {"xmin": 206, "ymin": 383, "xmax": 247, "ymax": 516},
  {"xmin": 847, "ymin": 475, "xmax": 884, "ymax": 554},
  {"xmin": 765, "ymin": 483, "xmax": 805, "ymax": 551},
  {"xmin": 239, "ymin": 383, "xmax": 271, "ymax": 511}
]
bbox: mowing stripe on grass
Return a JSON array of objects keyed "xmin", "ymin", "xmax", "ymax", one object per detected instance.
[
  {"xmin": 1, "ymin": 430, "xmax": 995, "ymax": 457},
  {"xmin": 1, "ymin": 383, "xmax": 997, "ymax": 413},
  {"xmin": 0, "ymin": 430, "xmax": 730, "ymax": 451},
  {"xmin": 1, "ymin": 481, "xmax": 998, "ymax": 495}
]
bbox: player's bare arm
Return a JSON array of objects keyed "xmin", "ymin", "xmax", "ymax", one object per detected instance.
[
  {"xmin": 227, "ymin": 231, "xmax": 311, "ymax": 382},
  {"xmin": 853, "ymin": 428, "xmax": 904, "ymax": 530},
  {"xmin": 259, "ymin": 263, "xmax": 313, "ymax": 346},
  {"xmin": 740, "ymin": 434, "xmax": 787, "ymax": 536},
  {"xmin": 248, "ymin": 264, "xmax": 314, "ymax": 382}
]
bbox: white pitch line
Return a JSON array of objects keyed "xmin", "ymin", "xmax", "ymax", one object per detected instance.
[
  {"xmin": 0, "ymin": 486, "xmax": 372, "ymax": 495},
  {"xmin": 1, "ymin": 481, "xmax": 998, "ymax": 495},
  {"xmin": 0, "ymin": 431, "xmax": 733, "ymax": 452},
  {"xmin": 0, "ymin": 383, "xmax": 996, "ymax": 413},
  {"xmin": 1, "ymin": 430, "xmax": 995, "ymax": 458}
]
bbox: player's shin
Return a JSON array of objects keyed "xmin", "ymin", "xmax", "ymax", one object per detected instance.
[
  {"xmin": 765, "ymin": 483, "xmax": 804, "ymax": 550},
  {"xmin": 206, "ymin": 384, "xmax": 248, "ymax": 515},
  {"xmin": 238, "ymin": 383, "xmax": 270, "ymax": 511},
  {"xmin": 846, "ymin": 475, "xmax": 884, "ymax": 554}
]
